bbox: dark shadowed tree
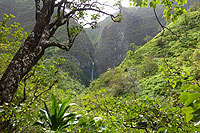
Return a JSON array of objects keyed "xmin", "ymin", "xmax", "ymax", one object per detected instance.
[
  {"xmin": 0, "ymin": 0, "xmax": 121, "ymax": 105},
  {"xmin": 0, "ymin": 0, "xmax": 188, "ymax": 105}
]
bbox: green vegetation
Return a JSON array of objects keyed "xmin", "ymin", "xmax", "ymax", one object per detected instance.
[
  {"xmin": 0, "ymin": 14, "xmax": 84, "ymax": 131},
  {"xmin": 0, "ymin": 14, "xmax": 28, "ymax": 77},
  {"xmin": 0, "ymin": 0, "xmax": 200, "ymax": 132},
  {"xmin": 34, "ymin": 94, "xmax": 78, "ymax": 131},
  {"xmin": 73, "ymin": 6, "xmax": 200, "ymax": 132}
]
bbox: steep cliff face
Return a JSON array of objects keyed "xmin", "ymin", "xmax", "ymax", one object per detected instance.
[
  {"xmin": 85, "ymin": 17, "xmax": 111, "ymax": 47},
  {"xmin": 50, "ymin": 28, "xmax": 95, "ymax": 85},
  {"xmin": 89, "ymin": 7, "xmax": 200, "ymax": 98},
  {"xmin": 94, "ymin": 7, "xmax": 165, "ymax": 78},
  {"xmin": 0, "ymin": 0, "xmax": 94, "ymax": 85}
]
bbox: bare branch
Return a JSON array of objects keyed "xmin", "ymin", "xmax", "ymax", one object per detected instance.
[
  {"xmin": 153, "ymin": 9, "xmax": 185, "ymax": 44},
  {"xmin": 40, "ymin": 0, "xmax": 49, "ymax": 17},
  {"xmin": 30, "ymin": 80, "xmax": 58, "ymax": 105},
  {"xmin": 18, "ymin": 71, "xmax": 35, "ymax": 105},
  {"xmin": 64, "ymin": 7, "xmax": 121, "ymax": 22},
  {"xmin": 46, "ymin": 0, "xmax": 56, "ymax": 22},
  {"xmin": 66, "ymin": 20, "xmax": 72, "ymax": 43},
  {"xmin": 45, "ymin": 41, "xmax": 70, "ymax": 51},
  {"xmin": 57, "ymin": 1, "xmax": 63, "ymax": 17}
]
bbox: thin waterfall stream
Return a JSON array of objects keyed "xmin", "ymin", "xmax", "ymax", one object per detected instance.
[{"xmin": 91, "ymin": 62, "xmax": 94, "ymax": 81}]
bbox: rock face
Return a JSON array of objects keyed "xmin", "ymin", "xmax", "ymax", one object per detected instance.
[
  {"xmin": 67, "ymin": 31, "xmax": 95, "ymax": 85},
  {"xmin": 0, "ymin": 0, "xmax": 94, "ymax": 85},
  {"xmin": 51, "ymin": 27, "xmax": 95, "ymax": 85},
  {"xmin": 85, "ymin": 17, "xmax": 111, "ymax": 47},
  {"xmin": 93, "ymin": 7, "xmax": 165, "ymax": 78}
]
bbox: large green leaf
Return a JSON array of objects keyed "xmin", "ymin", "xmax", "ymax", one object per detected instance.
[
  {"xmin": 58, "ymin": 106, "xmax": 70, "ymax": 125},
  {"xmin": 51, "ymin": 114, "xmax": 59, "ymax": 130},
  {"xmin": 51, "ymin": 94, "xmax": 58, "ymax": 116},
  {"xmin": 33, "ymin": 121, "xmax": 45, "ymax": 128},
  {"xmin": 59, "ymin": 114, "xmax": 76, "ymax": 130},
  {"xmin": 185, "ymin": 93, "xmax": 200, "ymax": 106},
  {"xmin": 179, "ymin": 92, "xmax": 188, "ymax": 103},
  {"xmin": 63, "ymin": 113, "xmax": 76, "ymax": 119},
  {"xmin": 182, "ymin": 107, "xmax": 194, "ymax": 123},
  {"xmin": 39, "ymin": 109, "xmax": 48, "ymax": 120},
  {"xmin": 150, "ymin": 1, "xmax": 157, "ymax": 9},
  {"xmin": 58, "ymin": 98, "xmax": 70, "ymax": 120},
  {"xmin": 43, "ymin": 100, "xmax": 50, "ymax": 117},
  {"xmin": 42, "ymin": 100, "xmax": 52, "ymax": 127}
]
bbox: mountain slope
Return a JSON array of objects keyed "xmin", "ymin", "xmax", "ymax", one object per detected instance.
[
  {"xmin": 0, "ymin": 0, "xmax": 94, "ymax": 85},
  {"xmin": 86, "ymin": 0, "xmax": 200, "ymax": 79},
  {"xmin": 93, "ymin": 7, "xmax": 165, "ymax": 78},
  {"xmin": 90, "ymin": 8, "xmax": 200, "ymax": 98},
  {"xmin": 74, "ymin": 7, "xmax": 200, "ymax": 132},
  {"xmin": 85, "ymin": 16, "xmax": 111, "ymax": 47}
]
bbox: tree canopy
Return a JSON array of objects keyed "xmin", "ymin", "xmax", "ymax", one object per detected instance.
[{"xmin": 1, "ymin": 0, "xmax": 200, "ymax": 132}]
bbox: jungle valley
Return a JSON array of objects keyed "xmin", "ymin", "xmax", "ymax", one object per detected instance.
[{"xmin": 0, "ymin": 0, "xmax": 200, "ymax": 132}]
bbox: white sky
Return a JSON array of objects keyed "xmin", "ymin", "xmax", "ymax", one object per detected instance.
[
  {"xmin": 100, "ymin": 0, "xmax": 130, "ymax": 10},
  {"xmin": 98, "ymin": 0, "xmax": 130, "ymax": 19},
  {"xmin": 82, "ymin": 0, "xmax": 130, "ymax": 25}
]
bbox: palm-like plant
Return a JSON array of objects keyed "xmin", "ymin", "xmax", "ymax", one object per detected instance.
[{"xmin": 34, "ymin": 94, "xmax": 77, "ymax": 131}]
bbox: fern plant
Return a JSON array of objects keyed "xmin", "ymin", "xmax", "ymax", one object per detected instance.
[{"xmin": 34, "ymin": 94, "xmax": 77, "ymax": 131}]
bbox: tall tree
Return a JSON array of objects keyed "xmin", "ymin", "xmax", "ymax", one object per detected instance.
[
  {"xmin": 0, "ymin": 0, "xmax": 121, "ymax": 105},
  {"xmin": 0, "ymin": 0, "xmax": 188, "ymax": 105}
]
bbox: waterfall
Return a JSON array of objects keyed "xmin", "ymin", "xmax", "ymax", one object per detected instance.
[{"xmin": 91, "ymin": 62, "xmax": 94, "ymax": 81}]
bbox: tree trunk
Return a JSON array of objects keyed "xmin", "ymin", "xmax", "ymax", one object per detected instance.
[
  {"xmin": 0, "ymin": 0, "xmax": 117, "ymax": 106},
  {"xmin": 0, "ymin": 30, "xmax": 45, "ymax": 105}
]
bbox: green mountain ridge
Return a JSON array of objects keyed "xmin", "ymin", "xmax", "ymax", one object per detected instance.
[
  {"xmin": 1, "ymin": 0, "xmax": 199, "ymax": 85},
  {"xmin": 86, "ymin": 0, "xmax": 200, "ymax": 79},
  {"xmin": 70, "ymin": 6, "xmax": 200, "ymax": 132},
  {"xmin": 93, "ymin": 6, "xmax": 166, "ymax": 78},
  {"xmin": 89, "ymin": 7, "xmax": 200, "ymax": 98},
  {"xmin": 85, "ymin": 16, "xmax": 111, "ymax": 47}
]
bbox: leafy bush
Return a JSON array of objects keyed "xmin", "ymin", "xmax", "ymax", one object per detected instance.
[
  {"xmin": 138, "ymin": 57, "xmax": 158, "ymax": 78},
  {"xmin": 0, "ymin": 13, "xmax": 27, "ymax": 77},
  {"xmin": 34, "ymin": 94, "xmax": 78, "ymax": 132}
]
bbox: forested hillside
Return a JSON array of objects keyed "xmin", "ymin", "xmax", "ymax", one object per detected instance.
[
  {"xmin": 87, "ymin": 0, "xmax": 200, "ymax": 78},
  {"xmin": 90, "ymin": 6, "xmax": 200, "ymax": 97},
  {"xmin": 0, "ymin": 0, "xmax": 200, "ymax": 132},
  {"xmin": 93, "ymin": 7, "xmax": 165, "ymax": 77},
  {"xmin": 74, "ymin": 6, "xmax": 200, "ymax": 132}
]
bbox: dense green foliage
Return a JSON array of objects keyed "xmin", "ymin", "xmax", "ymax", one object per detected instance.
[
  {"xmin": 93, "ymin": 0, "xmax": 200, "ymax": 78},
  {"xmin": 73, "ymin": 7, "xmax": 200, "ymax": 132},
  {"xmin": 0, "ymin": 14, "xmax": 84, "ymax": 132},
  {"xmin": 0, "ymin": 14, "xmax": 27, "ymax": 77},
  {"xmin": 129, "ymin": 0, "xmax": 187, "ymax": 22},
  {"xmin": 34, "ymin": 94, "xmax": 78, "ymax": 131},
  {"xmin": 1, "ymin": 0, "xmax": 200, "ymax": 132}
]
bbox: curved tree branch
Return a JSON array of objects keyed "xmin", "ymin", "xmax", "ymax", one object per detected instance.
[
  {"xmin": 0, "ymin": 0, "xmax": 121, "ymax": 105},
  {"xmin": 153, "ymin": 9, "xmax": 185, "ymax": 44}
]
